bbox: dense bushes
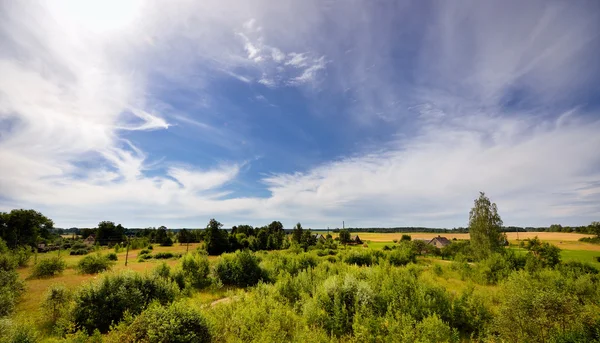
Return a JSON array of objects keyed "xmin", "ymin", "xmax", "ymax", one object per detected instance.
[
  {"xmin": 214, "ymin": 250, "xmax": 267, "ymax": 287},
  {"xmin": 110, "ymin": 302, "xmax": 211, "ymax": 343},
  {"xmin": 387, "ymin": 243, "xmax": 417, "ymax": 266},
  {"xmin": 76, "ymin": 254, "xmax": 115, "ymax": 274},
  {"xmin": 71, "ymin": 271, "xmax": 179, "ymax": 333},
  {"xmin": 31, "ymin": 257, "xmax": 66, "ymax": 278},
  {"xmin": 0, "ymin": 253, "xmax": 25, "ymax": 317},
  {"xmin": 180, "ymin": 253, "xmax": 211, "ymax": 289}
]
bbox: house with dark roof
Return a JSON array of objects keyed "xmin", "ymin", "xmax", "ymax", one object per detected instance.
[
  {"xmin": 351, "ymin": 235, "xmax": 363, "ymax": 244},
  {"xmin": 313, "ymin": 233, "xmax": 326, "ymax": 241},
  {"xmin": 428, "ymin": 235, "xmax": 450, "ymax": 248},
  {"xmin": 83, "ymin": 234, "xmax": 96, "ymax": 246}
]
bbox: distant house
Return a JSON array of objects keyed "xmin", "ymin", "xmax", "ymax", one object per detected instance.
[
  {"xmin": 351, "ymin": 235, "xmax": 363, "ymax": 244},
  {"xmin": 313, "ymin": 233, "xmax": 326, "ymax": 241},
  {"xmin": 428, "ymin": 236, "xmax": 450, "ymax": 248},
  {"xmin": 84, "ymin": 234, "xmax": 96, "ymax": 246}
]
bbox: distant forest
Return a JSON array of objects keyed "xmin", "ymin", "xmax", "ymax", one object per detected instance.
[{"xmin": 52, "ymin": 224, "xmax": 597, "ymax": 235}]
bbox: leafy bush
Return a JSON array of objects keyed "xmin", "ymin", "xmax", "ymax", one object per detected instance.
[
  {"xmin": 76, "ymin": 254, "xmax": 114, "ymax": 274},
  {"xmin": 154, "ymin": 252, "xmax": 174, "ymax": 259},
  {"xmin": 71, "ymin": 271, "xmax": 179, "ymax": 334},
  {"xmin": 139, "ymin": 249, "xmax": 150, "ymax": 255},
  {"xmin": 387, "ymin": 244, "xmax": 416, "ymax": 266},
  {"xmin": 13, "ymin": 247, "xmax": 32, "ymax": 268},
  {"xmin": 0, "ymin": 254, "xmax": 25, "ymax": 317},
  {"xmin": 31, "ymin": 257, "xmax": 66, "ymax": 278},
  {"xmin": 69, "ymin": 249, "xmax": 89, "ymax": 256},
  {"xmin": 43, "ymin": 284, "xmax": 71, "ymax": 324},
  {"xmin": 344, "ymin": 250, "xmax": 374, "ymax": 266},
  {"xmin": 180, "ymin": 253, "xmax": 211, "ymax": 289},
  {"xmin": 401, "ymin": 234, "xmax": 412, "ymax": 241},
  {"xmin": 113, "ymin": 302, "xmax": 211, "ymax": 343},
  {"xmin": 147, "ymin": 245, "xmax": 154, "ymax": 250},
  {"xmin": 214, "ymin": 250, "xmax": 266, "ymax": 287},
  {"xmin": 0, "ymin": 320, "xmax": 39, "ymax": 343},
  {"xmin": 137, "ymin": 254, "xmax": 152, "ymax": 262},
  {"xmin": 160, "ymin": 237, "xmax": 174, "ymax": 247}
]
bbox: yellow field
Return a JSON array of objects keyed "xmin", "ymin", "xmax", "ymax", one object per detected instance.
[{"xmin": 354, "ymin": 231, "xmax": 593, "ymax": 243}]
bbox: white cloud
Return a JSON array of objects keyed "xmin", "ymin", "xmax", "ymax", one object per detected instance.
[{"xmin": 0, "ymin": 0, "xmax": 598, "ymax": 229}]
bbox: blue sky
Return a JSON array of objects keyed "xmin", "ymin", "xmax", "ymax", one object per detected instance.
[{"xmin": 0, "ymin": 0, "xmax": 599, "ymax": 229}]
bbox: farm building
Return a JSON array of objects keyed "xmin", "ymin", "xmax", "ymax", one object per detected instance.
[
  {"xmin": 313, "ymin": 233, "xmax": 326, "ymax": 241},
  {"xmin": 428, "ymin": 236, "xmax": 450, "ymax": 248},
  {"xmin": 83, "ymin": 234, "xmax": 96, "ymax": 246},
  {"xmin": 351, "ymin": 235, "xmax": 362, "ymax": 244}
]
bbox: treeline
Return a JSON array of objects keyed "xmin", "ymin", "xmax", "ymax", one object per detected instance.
[{"xmin": 339, "ymin": 223, "xmax": 598, "ymax": 234}]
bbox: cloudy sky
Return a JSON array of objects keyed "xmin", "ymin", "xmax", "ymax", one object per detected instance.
[{"xmin": 1, "ymin": 0, "xmax": 599, "ymax": 229}]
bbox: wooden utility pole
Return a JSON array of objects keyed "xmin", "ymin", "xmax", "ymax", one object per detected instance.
[{"xmin": 343, "ymin": 221, "xmax": 345, "ymax": 229}]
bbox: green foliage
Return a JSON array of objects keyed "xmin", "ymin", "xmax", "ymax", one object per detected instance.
[
  {"xmin": 153, "ymin": 252, "xmax": 175, "ymax": 259},
  {"xmin": 204, "ymin": 219, "xmax": 229, "ymax": 255},
  {"xmin": 401, "ymin": 234, "xmax": 411, "ymax": 241},
  {"xmin": 0, "ymin": 209, "xmax": 54, "ymax": 248},
  {"xmin": 339, "ymin": 229, "xmax": 351, "ymax": 244},
  {"xmin": 495, "ymin": 270, "xmax": 598, "ymax": 343},
  {"xmin": 522, "ymin": 236, "xmax": 562, "ymax": 267},
  {"xmin": 106, "ymin": 253, "xmax": 118, "ymax": 261},
  {"xmin": 214, "ymin": 250, "xmax": 266, "ymax": 287},
  {"xmin": 0, "ymin": 320, "xmax": 39, "ymax": 343},
  {"xmin": 0, "ymin": 253, "xmax": 25, "ymax": 317},
  {"xmin": 43, "ymin": 284, "xmax": 71, "ymax": 324},
  {"xmin": 76, "ymin": 254, "xmax": 115, "ymax": 274},
  {"xmin": 139, "ymin": 249, "xmax": 150, "ymax": 255},
  {"xmin": 344, "ymin": 250, "xmax": 374, "ymax": 266},
  {"xmin": 71, "ymin": 270, "xmax": 180, "ymax": 334},
  {"xmin": 180, "ymin": 253, "xmax": 211, "ymax": 289},
  {"xmin": 113, "ymin": 302, "xmax": 211, "ymax": 343},
  {"xmin": 12, "ymin": 247, "xmax": 32, "ymax": 268},
  {"xmin": 468, "ymin": 192, "xmax": 504, "ymax": 259},
  {"xmin": 31, "ymin": 257, "xmax": 66, "ymax": 278},
  {"xmin": 387, "ymin": 243, "xmax": 417, "ymax": 266},
  {"xmin": 96, "ymin": 221, "xmax": 125, "ymax": 246},
  {"xmin": 69, "ymin": 249, "xmax": 89, "ymax": 256}
]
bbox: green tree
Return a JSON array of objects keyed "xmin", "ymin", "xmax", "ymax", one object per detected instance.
[
  {"xmin": 468, "ymin": 192, "xmax": 504, "ymax": 260},
  {"xmin": 339, "ymin": 229, "xmax": 351, "ymax": 244},
  {"xmin": 0, "ymin": 209, "xmax": 54, "ymax": 248},
  {"xmin": 291, "ymin": 223, "xmax": 304, "ymax": 244},
  {"xmin": 590, "ymin": 221, "xmax": 600, "ymax": 238},
  {"xmin": 204, "ymin": 219, "xmax": 229, "ymax": 255},
  {"xmin": 96, "ymin": 221, "xmax": 125, "ymax": 245}
]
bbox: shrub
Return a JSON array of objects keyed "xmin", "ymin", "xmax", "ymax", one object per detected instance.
[
  {"xmin": 153, "ymin": 262, "xmax": 171, "ymax": 279},
  {"xmin": 392, "ymin": 239, "xmax": 398, "ymax": 243},
  {"xmin": 13, "ymin": 247, "xmax": 32, "ymax": 268},
  {"xmin": 214, "ymin": 250, "xmax": 266, "ymax": 287},
  {"xmin": 154, "ymin": 252, "xmax": 174, "ymax": 259},
  {"xmin": 139, "ymin": 249, "xmax": 151, "ymax": 255},
  {"xmin": 114, "ymin": 244, "xmax": 122, "ymax": 253},
  {"xmin": 401, "ymin": 234, "xmax": 411, "ymax": 241},
  {"xmin": 160, "ymin": 237, "xmax": 174, "ymax": 247},
  {"xmin": 43, "ymin": 284, "xmax": 71, "ymax": 324},
  {"xmin": 114, "ymin": 302, "xmax": 211, "ymax": 343},
  {"xmin": 138, "ymin": 254, "xmax": 152, "ymax": 262},
  {"xmin": 76, "ymin": 254, "xmax": 114, "ymax": 274},
  {"xmin": 180, "ymin": 253, "xmax": 211, "ymax": 289},
  {"xmin": 106, "ymin": 253, "xmax": 118, "ymax": 261},
  {"xmin": 0, "ymin": 320, "xmax": 39, "ymax": 343},
  {"xmin": 69, "ymin": 249, "xmax": 89, "ymax": 256},
  {"xmin": 388, "ymin": 244, "xmax": 417, "ymax": 266},
  {"xmin": 344, "ymin": 250, "xmax": 373, "ymax": 266},
  {"xmin": 147, "ymin": 245, "xmax": 154, "ymax": 250},
  {"xmin": 71, "ymin": 271, "xmax": 179, "ymax": 333},
  {"xmin": 0, "ymin": 254, "xmax": 25, "ymax": 317},
  {"xmin": 31, "ymin": 257, "xmax": 66, "ymax": 278}
]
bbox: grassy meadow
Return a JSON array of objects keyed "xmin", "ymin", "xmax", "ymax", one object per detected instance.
[{"xmin": 3, "ymin": 231, "xmax": 600, "ymax": 342}]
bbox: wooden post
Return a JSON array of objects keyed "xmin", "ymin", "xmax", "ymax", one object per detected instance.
[{"xmin": 125, "ymin": 236, "xmax": 130, "ymax": 267}]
